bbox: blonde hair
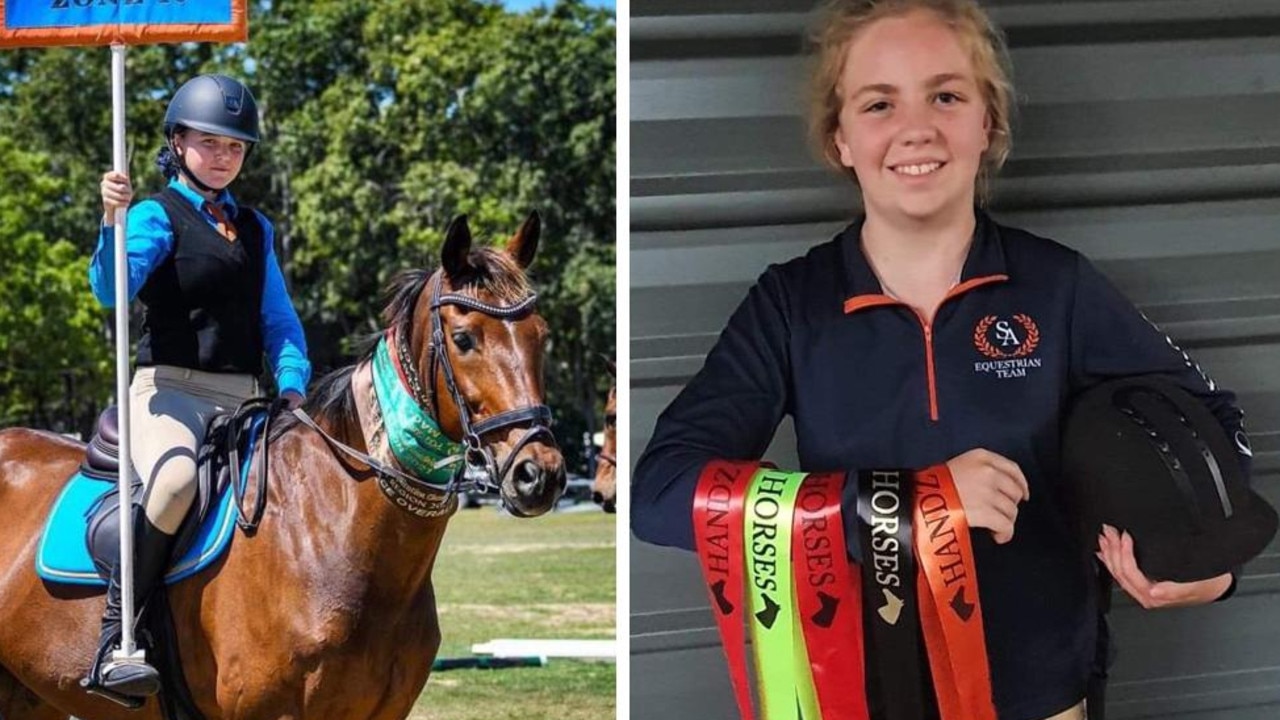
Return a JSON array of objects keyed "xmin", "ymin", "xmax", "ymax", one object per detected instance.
[{"xmin": 807, "ymin": 0, "xmax": 1014, "ymax": 204}]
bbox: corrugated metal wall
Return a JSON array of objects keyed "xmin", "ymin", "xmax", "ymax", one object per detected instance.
[{"xmin": 630, "ymin": 1, "xmax": 1280, "ymax": 717}]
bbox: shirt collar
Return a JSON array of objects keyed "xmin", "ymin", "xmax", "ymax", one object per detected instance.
[
  {"xmin": 168, "ymin": 177, "xmax": 239, "ymax": 218},
  {"xmin": 839, "ymin": 207, "xmax": 1009, "ymax": 312}
]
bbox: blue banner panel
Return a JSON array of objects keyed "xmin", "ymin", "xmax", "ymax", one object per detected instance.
[
  {"xmin": 5, "ymin": 0, "xmax": 231, "ymax": 30},
  {"xmin": 1, "ymin": 0, "xmax": 246, "ymax": 48}
]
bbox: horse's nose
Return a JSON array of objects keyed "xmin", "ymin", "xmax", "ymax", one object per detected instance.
[
  {"xmin": 592, "ymin": 491, "xmax": 605, "ymax": 506},
  {"xmin": 514, "ymin": 459, "xmax": 547, "ymax": 498}
]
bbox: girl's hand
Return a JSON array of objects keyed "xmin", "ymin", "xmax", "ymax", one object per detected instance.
[
  {"xmin": 101, "ymin": 171, "xmax": 133, "ymax": 222},
  {"xmin": 1096, "ymin": 524, "xmax": 1233, "ymax": 608},
  {"xmin": 280, "ymin": 390, "xmax": 304, "ymax": 410},
  {"xmin": 945, "ymin": 448, "xmax": 1030, "ymax": 545}
]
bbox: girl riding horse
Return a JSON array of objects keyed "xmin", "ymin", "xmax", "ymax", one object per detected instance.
[
  {"xmin": 0, "ymin": 211, "xmax": 565, "ymax": 720},
  {"xmin": 90, "ymin": 74, "xmax": 309, "ymax": 698}
]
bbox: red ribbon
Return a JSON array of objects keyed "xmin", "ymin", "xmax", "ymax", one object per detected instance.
[
  {"xmin": 694, "ymin": 460, "xmax": 760, "ymax": 720},
  {"xmin": 793, "ymin": 472, "xmax": 870, "ymax": 719}
]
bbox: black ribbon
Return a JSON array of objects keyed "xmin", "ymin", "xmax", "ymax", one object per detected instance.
[{"xmin": 858, "ymin": 469, "xmax": 932, "ymax": 720}]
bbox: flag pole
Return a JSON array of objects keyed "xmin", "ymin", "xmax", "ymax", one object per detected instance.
[{"xmin": 110, "ymin": 41, "xmax": 142, "ymax": 664}]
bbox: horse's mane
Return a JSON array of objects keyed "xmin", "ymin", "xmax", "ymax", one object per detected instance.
[{"xmin": 269, "ymin": 247, "xmax": 531, "ymax": 441}]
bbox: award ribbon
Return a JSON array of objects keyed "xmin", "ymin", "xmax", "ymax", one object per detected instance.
[
  {"xmin": 745, "ymin": 469, "xmax": 812, "ymax": 720},
  {"xmin": 371, "ymin": 334, "xmax": 462, "ymax": 485},
  {"xmin": 914, "ymin": 465, "xmax": 996, "ymax": 720},
  {"xmin": 694, "ymin": 460, "xmax": 760, "ymax": 720},
  {"xmin": 695, "ymin": 462, "xmax": 996, "ymax": 720},
  {"xmin": 858, "ymin": 469, "xmax": 925, "ymax": 720},
  {"xmin": 793, "ymin": 472, "xmax": 870, "ymax": 720}
]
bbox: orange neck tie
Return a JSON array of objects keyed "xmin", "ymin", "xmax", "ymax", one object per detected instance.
[{"xmin": 205, "ymin": 201, "xmax": 237, "ymax": 242}]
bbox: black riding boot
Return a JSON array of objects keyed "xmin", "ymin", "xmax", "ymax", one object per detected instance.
[{"xmin": 85, "ymin": 512, "xmax": 174, "ymax": 698}]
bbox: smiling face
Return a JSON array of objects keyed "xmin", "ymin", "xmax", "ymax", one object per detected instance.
[
  {"xmin": 172, "ymin": 128, "xmax": 247, "ymax": 191},
  {"xmin": 832, "ymin": 9, "xmax": 992, "ymax": 223}
]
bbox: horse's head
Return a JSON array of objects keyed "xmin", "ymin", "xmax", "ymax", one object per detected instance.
[
  {"xmin": 592, "ymin": 361, "xmax": 617, "ymax": 513},
  {"xmin": 399, "ymin": 212, "xmax": 565, "ymax": 517}
]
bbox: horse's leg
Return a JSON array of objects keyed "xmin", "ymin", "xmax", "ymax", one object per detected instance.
[{"xmin": 0, "ymin": 667, "xmax": 70, "ymax": 720}]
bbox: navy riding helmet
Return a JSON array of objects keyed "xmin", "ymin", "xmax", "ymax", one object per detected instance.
[
  {"xmin": 1061, "ymin": 376, "xmax": 1277, "ymax": 583},
  {"xmin": 164, "ymin": 74, "xmax": 260, "ymax": 145}
]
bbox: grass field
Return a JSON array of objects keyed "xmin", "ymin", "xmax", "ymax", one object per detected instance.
[{"xmin": 407, "ymin": 507, "xmax": 617, "ymax": 720}]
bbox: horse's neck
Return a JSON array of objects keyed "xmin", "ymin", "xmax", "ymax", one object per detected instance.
[{"xmin": 276, "ymin": 410, "xmax": 452, "ymax": 608}]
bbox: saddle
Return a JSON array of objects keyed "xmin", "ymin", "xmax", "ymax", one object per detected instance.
[
  {"xmin": 40, "ymin": 399, "xmax": 276, "ymax": 586},
  {"xmin": 82, "ymin": 404, "xmax": 240, "ymax": 578},
  {"xmin": 38, "ymin": 397, "xmax": 282, "ymax": 720}
]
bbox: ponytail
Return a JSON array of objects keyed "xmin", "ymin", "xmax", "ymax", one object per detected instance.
[{"xmin": 155, "ymin": 145, "xmax": 181, "ymax": 179}]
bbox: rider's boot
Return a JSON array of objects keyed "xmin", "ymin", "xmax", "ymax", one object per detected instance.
[{"xmin": 84, "ymin": 510, "xmax": 174, "ymax": 698}]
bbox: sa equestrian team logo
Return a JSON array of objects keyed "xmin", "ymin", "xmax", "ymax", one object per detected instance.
[
  {"xmin": 974, "ymin": 314, "xmax": 1039, "ymax": 358},
  {"xmin": 973, "ymin": 314, "xmax": 1043, "ymax": 379}
]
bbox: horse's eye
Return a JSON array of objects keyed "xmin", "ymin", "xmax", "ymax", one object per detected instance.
[
  {"xmin": 605, "ymin": 413, "xmax": 617, "ymax": 428},
  {"xmin": 451, "ymin": 331, "xmax": 475, "ymax": 353}
]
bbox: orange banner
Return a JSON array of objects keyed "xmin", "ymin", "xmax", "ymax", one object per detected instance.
[{"xmin": 0, "ymin": 0, "xmax": 247, "ymax": 48}]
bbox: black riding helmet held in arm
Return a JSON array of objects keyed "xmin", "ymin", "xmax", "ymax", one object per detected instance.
[
  {"xmin": 161, "ymin": 74, "xmax": 260, "ymax": 191},
  {"xmin": 1061, "ymin": 375, "xmax": 1277, "ymax": 583}
]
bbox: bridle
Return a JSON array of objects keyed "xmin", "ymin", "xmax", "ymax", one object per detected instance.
[{"xmin": 393, "ymin": 272, "xmax": 556, "ymax": 496}]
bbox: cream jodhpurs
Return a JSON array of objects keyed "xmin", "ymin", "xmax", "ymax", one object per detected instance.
[
  {"xmin": 1043, "ymin": 700, "xmax": 1086, "ymax": 720},
  {"xmin": 129, "ymin": 366, "xmax": 258, "ymax": 533}
]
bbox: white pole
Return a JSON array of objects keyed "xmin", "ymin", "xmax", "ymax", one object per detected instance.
[{"xmin": 110, "ymin": 42, "xmax": 142, "ymax": 664}]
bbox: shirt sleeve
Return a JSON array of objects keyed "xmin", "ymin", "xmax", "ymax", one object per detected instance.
[
  {"xmin": 255, "ymin": 210, "xmax": 312, "ymax": 398},
  {"xmin": 1068, "ymin": 253, "xmax": 1252, "ymax": 478},
  {"xmin": 631, "ymin": 267, "xmax": 794, "ymax": 552},
  {"xmin": 88, "ymin": 201, "xmax": 174, "ymax": 307}
]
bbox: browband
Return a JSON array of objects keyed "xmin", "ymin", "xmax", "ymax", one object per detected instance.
[{"xmin": 433, "ymin": 291, "xmax": 538, "ymax": 318}]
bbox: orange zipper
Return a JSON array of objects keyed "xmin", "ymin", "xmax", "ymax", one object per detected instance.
[
  {"xmin": 916, "ymin": 315, "xmax": 940, "ymax": 421},
  {"xmin": 844, "ymin": 274, "xmax": 1009, "ymax": 424}
]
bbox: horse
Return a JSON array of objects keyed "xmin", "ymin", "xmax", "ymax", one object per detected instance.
[
  {"xmin": 0, "ymin": 212, "xmax": 565, "ymax": 720},
  {"xmin": 591, "ymin": 360, "xmax": 616, "ymax": 514}
]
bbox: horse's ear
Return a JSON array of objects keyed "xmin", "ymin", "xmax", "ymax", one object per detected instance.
[
  {"xmin": 442, "ymin": 214, "xmax": 473, "ymax": 278},
  {"xmin": 601, "ymin": 354, "xmax": 615, "ymax": 378},
  {"xmin": 506, "ymin": 210, "xmax": 540, "ymax": 269}
]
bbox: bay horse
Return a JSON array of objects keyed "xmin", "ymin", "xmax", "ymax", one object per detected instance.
[
  {"xmin": 591, "ymin": 361, "xmax": 616, "ymax": 514},
  {"xmin": 0, "ymin": 212, "xmax": 565, "ymax": 720}
]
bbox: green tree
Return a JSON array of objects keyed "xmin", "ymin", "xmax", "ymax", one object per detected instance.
[{"xmin": 0, "ymin": 137, "xmax": 109, "ymax": 432}]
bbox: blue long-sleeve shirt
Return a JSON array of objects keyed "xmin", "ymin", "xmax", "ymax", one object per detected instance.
[
  {"xmin": 632, "ymin": 209, "xmax": 1250, "ymax": 720},
  {"xmin": 89, "ymin": 179, "xmax": 311, "ymax": 396}
]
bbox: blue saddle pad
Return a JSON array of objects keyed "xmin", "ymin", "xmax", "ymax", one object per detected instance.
[{"xmin": 36, "ymin": 415, "xmax": 264, "ymax": 587}]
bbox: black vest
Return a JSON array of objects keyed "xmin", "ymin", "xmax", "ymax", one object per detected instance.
[{"xmin": 136, "ymin": 187, "xmax": 265, "ymax": 374}]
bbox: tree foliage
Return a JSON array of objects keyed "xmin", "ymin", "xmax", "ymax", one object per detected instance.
[{"xmin": 0, "ymin": 0, "xmax": 615, "ymax": 469}]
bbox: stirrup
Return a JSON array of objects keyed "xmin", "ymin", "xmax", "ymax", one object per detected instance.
[
  {"xmin": 80, "ymin": 677, "xmax": 146, "ymax": 709},
  {"xmin": 97, "ymin": 654, "xmax": 161, "ymax": 698},
  {"xmin": 81, "ymin": 643, "xmax": 157, "ymax": 707}
]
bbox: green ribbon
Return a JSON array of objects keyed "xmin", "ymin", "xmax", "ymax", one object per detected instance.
[
  {"xmin": 745, "ymin": 469, "xmax": 822, "ymax": 720},
  {"xmin": 371, "ymin": 337, "xmax": 462, "ymax": 486}
]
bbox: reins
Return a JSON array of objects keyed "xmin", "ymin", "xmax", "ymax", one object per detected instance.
[
  {"xmin": 289, "ymin": 406, "xmax": 459, "ymax": 495},
  {"xmin": 225, "ymin": 396, "xmax": 287, "ymax": 533}
]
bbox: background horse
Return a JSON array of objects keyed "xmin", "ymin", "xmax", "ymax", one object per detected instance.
[
  {"xmin": 591, "ymin": 360, "xmax": 616, "ymax": 514},
  {"xmin": 0, "ymin": 213, "xmax": 564, "ymax": 720}
]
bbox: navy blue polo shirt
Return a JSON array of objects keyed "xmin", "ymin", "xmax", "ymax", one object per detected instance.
[{"xmin": 631, "ymin": 209, "xmax": 1250, "ymax": 720}]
